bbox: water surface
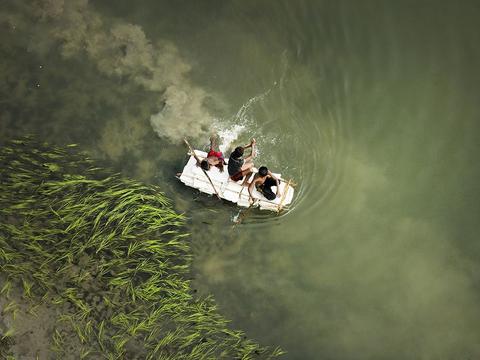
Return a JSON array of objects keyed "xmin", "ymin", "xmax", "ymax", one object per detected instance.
[{"xmin": 1, "ymin": 1, "xmax": 480, "ymax": 359}]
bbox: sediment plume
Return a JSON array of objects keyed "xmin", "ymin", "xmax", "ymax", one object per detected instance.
[{"xmin": 0, "ymin": 0, "xmax": 213, "ymax": 150}]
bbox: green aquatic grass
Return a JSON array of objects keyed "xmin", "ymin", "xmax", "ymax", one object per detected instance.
[{"xmin": 0, "ymin": 137, "xmax": 283, "ymax": 359}]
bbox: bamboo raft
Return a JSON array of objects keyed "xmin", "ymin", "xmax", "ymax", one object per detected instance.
[{"xmin": 178, "ymin": 148, "xmax": 295, "ymax": 212}]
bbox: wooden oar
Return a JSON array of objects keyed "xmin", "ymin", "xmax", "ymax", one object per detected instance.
[
  {"xmin": 233, "ymin": 199, "xmax": 257, "ymax": 226},
  {"xmin": 183, "ymin": 138, "xmax": 221, "ymax": 199}
]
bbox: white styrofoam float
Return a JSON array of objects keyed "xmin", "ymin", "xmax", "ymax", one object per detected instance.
[{"xmin": 178, "ymin": 150, "xmax": 294, "ymax": 211}]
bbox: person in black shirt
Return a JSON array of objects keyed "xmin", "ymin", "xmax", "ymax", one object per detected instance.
[
  {"xmin": 227, "ymin": 138, "xmax": 256, "ymax": 182},
  {"xmin": 248, "ymin": 166, "xmax": 280, "ymax": 202}
]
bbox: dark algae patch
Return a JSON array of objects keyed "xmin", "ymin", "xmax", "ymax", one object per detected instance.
[{"xmin": 0, "ymin": 138, "xmax": 283, "ymax": 359}]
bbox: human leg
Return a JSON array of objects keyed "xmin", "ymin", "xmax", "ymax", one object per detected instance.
[
  {"xmin": 240, "ymin": 162, "xmax": 253, "ymax": 172},
  {"xmin": 240, "ymin": 170, "xmax": 253, "ymax": 186},
  {"xmin": 209, "ymin": 133, "xmax": 221, "ymax": 151}
]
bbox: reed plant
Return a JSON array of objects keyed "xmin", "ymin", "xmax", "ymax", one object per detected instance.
[{"xmin": 0, "ymin": 137, "xmax": 283, "ymax": 359}]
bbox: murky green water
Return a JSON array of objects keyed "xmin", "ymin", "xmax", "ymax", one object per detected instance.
[{"xmin": 2, "ymin": 1, "xmax": 480, "ymax": 358}]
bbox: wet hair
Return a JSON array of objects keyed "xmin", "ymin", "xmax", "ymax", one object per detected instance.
[
  {"xmin": 258, "ymin": 166, "xmax": 268, "ymax": 177},
  {"xmin": 232, "ymin": 146, "xmax": 244, "ymax": 159},
  {"xmin": 200, "ymin": 160, "xmax": 210, "ymax": 171}
]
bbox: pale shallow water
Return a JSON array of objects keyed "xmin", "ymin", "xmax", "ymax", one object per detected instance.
[{"xmin": 1, "ymin": 1, "xmax": 480, "ymax": 359}]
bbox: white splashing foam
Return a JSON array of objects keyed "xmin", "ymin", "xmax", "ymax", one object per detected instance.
[
  {"xmin": 215, "ymin": 123, "xmax": 246, "ymax": 153},
  {"xmin": 212, "ymin": 89, "xmax": 273, "ymax": 153}
]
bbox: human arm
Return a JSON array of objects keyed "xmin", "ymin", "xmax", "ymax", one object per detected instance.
[
  {"xmin": 250, "ymin": 138, "xmax": 256, "ymax": 158},
  {"xmin": 244, "ymin": 139, "xmax": 256, "ymax": 162},
  {"xmin": 248, "ymin": 179, "xmax": 257, "ymax": 204},
  {"xmin": 242, "ymin": 138, "xmax": 256, "ymax": 149}
]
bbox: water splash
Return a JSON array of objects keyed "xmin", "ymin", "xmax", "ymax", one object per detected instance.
[
  {"xmin": 215, "ymin": 123, "xmax": 246, "ymax": 153},
  {"xmin": 234, "ymin": 89, "xmax": 272, "ymax": 123},
  {"xmin": 214, "ymin": 88, "xmax": 274, "ymax": 154}
]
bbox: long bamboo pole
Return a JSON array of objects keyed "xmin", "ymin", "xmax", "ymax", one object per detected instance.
[
  {"xmin": 280, "ymin": 178, "xmax": 296, "ymax": 187},
  {"xmin": 277, "ymin": 179, "xmax": 292, "ymax": 213},
  {"xmin": 183, "ymin": 138, "xmax": 220, "ymax": 199}
]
